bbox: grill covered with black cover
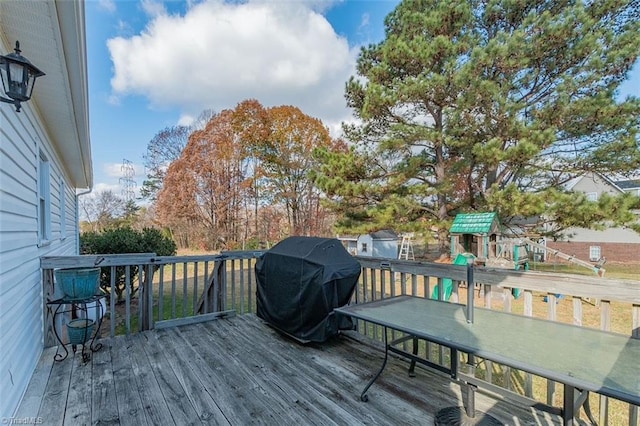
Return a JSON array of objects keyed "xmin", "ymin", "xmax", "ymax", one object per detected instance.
[{"xmin": 255, "ymin": 236, "xmax": 361, "ymax": 343}]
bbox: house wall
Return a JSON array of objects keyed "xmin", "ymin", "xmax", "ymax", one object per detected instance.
[
  {"xmin": 559, "ymin": 173, "xmax": 640, "ymax": 262},
  {"xmin": 0, "ymin": 99, "xmax": 79, "ymax": 417},
  {"xmin": 570, "ymin": 173, "xmax": 621, "ymax": 196},
  {"xmin": 546, "ymin": 241, "xmax": 640, "ymax": 264}
]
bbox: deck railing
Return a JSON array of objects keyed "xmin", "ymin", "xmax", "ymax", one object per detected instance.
[
  {"xmin": 354, "ymin": 257, "xmax": 640, "ymax": 426},
  {"xmin": 41, "ymin": 253, "xmax": 639, "ymax": 425},
  {"xmin": 41, "ymin": 251, "xmax": 265, "ymax": 341}
]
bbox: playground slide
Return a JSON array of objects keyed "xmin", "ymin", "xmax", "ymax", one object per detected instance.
[
  {"xmin": 520, "ymin": 237, "xmax": 605, "ymax": 276},
  {"xmin": 431, "ymin": 253, "xmax": 472, "ymax": 301}
]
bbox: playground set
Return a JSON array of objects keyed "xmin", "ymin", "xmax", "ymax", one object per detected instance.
[{"xmin": 432, "ymin": 212, "xmax": 606, "ymax": 301}]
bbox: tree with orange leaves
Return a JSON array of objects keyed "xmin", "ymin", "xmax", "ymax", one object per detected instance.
[
  {"xmin": 156, "ymin": 100, "xmax": 338, "ymax": 249},
  {"xmin": 259, "ymin": 105, "xmax": 334, "ymax": 236}
]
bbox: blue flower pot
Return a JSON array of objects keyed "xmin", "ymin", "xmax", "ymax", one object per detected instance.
[
  {"xmin": 55, "ymin": 268, "xmax": 100, "ymax": 300},
  {"xmin": 67, "ymin": 319, "xmax": 95, "ymax": 345}
]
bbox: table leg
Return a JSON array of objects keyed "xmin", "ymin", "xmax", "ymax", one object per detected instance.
[
  {"xmin": 465, "ymin": 353, "xmax": 475, "ymax": 417},
  {"xmin": 434, "ymin": 351, "xmax": 503, "ymax": 426},
  {"xmin": 580, "ymin": 391, "xmax": 598, "ymax": 425},
  {"xmin": 465, "ymin": 382, "xmax": 477, "ymax": 418},
  {"xmin": 361, "ymin": 327, "xmax": 389, "ymax": 402},
  {"xmin": 408, "ymin": 336, "xmax": 418, "ymax": 377},
  {"xmin": 563, "ymin": 384, "xmax": 575, "ymax": 426}
]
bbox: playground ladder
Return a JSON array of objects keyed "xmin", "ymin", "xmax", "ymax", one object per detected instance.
[{"xmin": 399, "ymin": 234, "xmax": 415, "ymax": 260}]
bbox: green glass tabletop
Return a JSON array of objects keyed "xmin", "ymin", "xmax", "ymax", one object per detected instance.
[{"xmin": 336, "ymin": 295, "xmax": 640, "ymax": 406}]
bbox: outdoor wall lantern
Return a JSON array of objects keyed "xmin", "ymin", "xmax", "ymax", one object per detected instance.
[{"xmin": 0, "ymin": 41, "xmax": 45, "ymax": 112}]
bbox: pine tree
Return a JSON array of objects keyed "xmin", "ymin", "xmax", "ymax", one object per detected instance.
[{"xmin": 315, "ymin": 0, "xmax": 640, "ymax": 243}]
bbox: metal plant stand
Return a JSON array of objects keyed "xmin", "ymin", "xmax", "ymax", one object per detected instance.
[{"xmin": 47, "ymin": 294, "xmax": 106, "ymax": 362}]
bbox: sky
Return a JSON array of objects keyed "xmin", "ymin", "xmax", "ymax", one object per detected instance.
[
  {"xmin": 86, "ymin": 0, "xmax": 400, "ymax": 198},
  {"xmin": 85, "ymin": 0, "xmax": 640, "ymax": 199}
]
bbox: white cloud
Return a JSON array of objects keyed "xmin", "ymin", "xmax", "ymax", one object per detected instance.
[
  {"xmin": 104, "ymin": 163, "xmax": 122, "ymax": 178},
  {"xmin": 103, "ymin": 162, "xmax": 145, "ymax": 180},
  {"xmin": 359, "ymin": 12, "xmax": 370, "ymax": 31},
  {"xmin": 304, "ymin": 0, "xmax": 342, "ymax": 14},
  {"xmin": 108, "ymin": 0, "xmax": 358, "ymax": 128},
  {"xmin": 91, "ymin": 182, "xmax": 122, "ymax": 195},
  {"xmin": 177, "ymin": 113, "xmax": 195, "ymax": 127},
  {"xmin": 107, "ymin": 93, "xmax": 121, "ymax": 106},
  {"xmin": 141, "ymin": 0, "xmax": 167, "ymax": 18},
  {"xmin": 115, "ymin": 20, "xmax": 134, "ymax": 37},
  {"xmin": 86, "ymin": 182, "xmax": 145, "ymax": 205},
  {"xmin": 98, "ymin": 0, "xmax": 116, "ymax": 14}
]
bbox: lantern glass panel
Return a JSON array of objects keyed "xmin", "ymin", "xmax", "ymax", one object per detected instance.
[
  {"xmin": 0, "ymin": 62, "xmax": 9, "ymax": 94},
  {"xmin": 8, "ymin": 62, "xmax": 28, "ymax": 100}
]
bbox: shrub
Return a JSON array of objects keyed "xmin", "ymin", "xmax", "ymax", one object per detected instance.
[{"xmin": 81, "ymin": 227, "xmax": 177, "ymax": 302}]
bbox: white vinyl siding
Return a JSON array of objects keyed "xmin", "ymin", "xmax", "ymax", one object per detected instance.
[
  {"xmin": 59, "ymin": 179, "xmax": 66, "ymax": 239},
  {"xmin": 0, "ymin": 102, "xmax": 78, "ymax": 418},
  {"xmin": 38, "ymin": 151, "xmax": 51, "ymax": 244},
  {"xmin": 1, "ymin": 4, "xmax": 90, "ymax": 417}
]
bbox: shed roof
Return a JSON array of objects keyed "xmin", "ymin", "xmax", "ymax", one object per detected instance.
[
  {"xmin": 450, "ymin": 212, "xmax": 499, "ymax": 235},
  {"xmin": 369, "ymin": 230, "xmax": 398, "ymax": 240}
]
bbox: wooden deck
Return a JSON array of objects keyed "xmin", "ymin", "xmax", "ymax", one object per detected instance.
[{"xmin": 17, "ymin": 314, "xmax": 569, "ymax": 425}]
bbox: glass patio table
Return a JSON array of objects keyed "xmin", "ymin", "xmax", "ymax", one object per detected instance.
[{"xmin": 335, "ymin": 295, "xmax": 640, "ymax": 426}]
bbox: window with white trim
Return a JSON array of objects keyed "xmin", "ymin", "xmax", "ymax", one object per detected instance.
[
  {"xmin": 59, "ymin": 179, "xmax": 66, "ymax": 239},
  {"xmin": 589, "ymin": 246, "xmax": 601, "ymax": 262},
  {"xmin": 38, "ymin": 151, "xmax": 51, "ymax": 243}
]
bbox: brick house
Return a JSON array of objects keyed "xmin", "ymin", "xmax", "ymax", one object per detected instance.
[{"xmin": 545, "ymin": 173, "xmax": 640, "ymax": 264}]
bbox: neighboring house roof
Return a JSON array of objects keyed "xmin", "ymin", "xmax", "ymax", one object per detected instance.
[
  {"xmin": 614, "ymin": 179, "xmax": 640, "ymax": 191},
  {"xmin": 563, "ymin": 176, "xmax": 582, "ymax": 191},
  {"xmin": 450, "ymin": 212, "xmax": 500, "ymax": 235},
  {"xmin": 564, "ymin": 172, "xmax": 624, "ymax": 194},
  {"xmin": 1, "ymin": 1, "xmax": 92, "ymax": 188}
]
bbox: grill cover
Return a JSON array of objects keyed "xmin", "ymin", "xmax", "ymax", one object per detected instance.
[{"xmin": 255, "ymin": 236, "xmax": 361, "ymax": 343}]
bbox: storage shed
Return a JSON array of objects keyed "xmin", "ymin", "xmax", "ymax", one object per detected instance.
[
  {"xmin": 356, "ymin": 230, "xmax": 399, "ymax": 258},
  {"xmin": 337, "ymin": 235, "xmax": 358, "ymax": 256}
]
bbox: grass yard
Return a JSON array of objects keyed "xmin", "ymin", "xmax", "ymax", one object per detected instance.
[
  {"xmin": 105, "ymin": 257, "xmax": 257, "ymax": 335},
  {"xmin": 528, "ymin": 262, "xmax": 639, "ymax": 280}
]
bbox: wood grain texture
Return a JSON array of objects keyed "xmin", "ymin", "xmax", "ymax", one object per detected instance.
[{"xmin": 22, "ymin": 314, "xmax": 588, "ymax": 425}]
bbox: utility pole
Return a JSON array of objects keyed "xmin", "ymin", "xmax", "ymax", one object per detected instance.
[{"xmin": 119, "ymin": 158, "xmax": 136, "ymax": 202}]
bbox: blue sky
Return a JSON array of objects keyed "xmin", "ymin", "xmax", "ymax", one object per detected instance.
[
  {"xmin": 86, "ymin": 0, "xmax": 400, "ymax": 197},
  {"xmin": 85, "ymin": 0, "xmax": 639, "ymax": 198}
]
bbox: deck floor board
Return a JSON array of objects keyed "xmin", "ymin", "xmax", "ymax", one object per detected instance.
[{"xmin": 19, "ymin": 314, "xmax": 571, "ymax": 425}]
